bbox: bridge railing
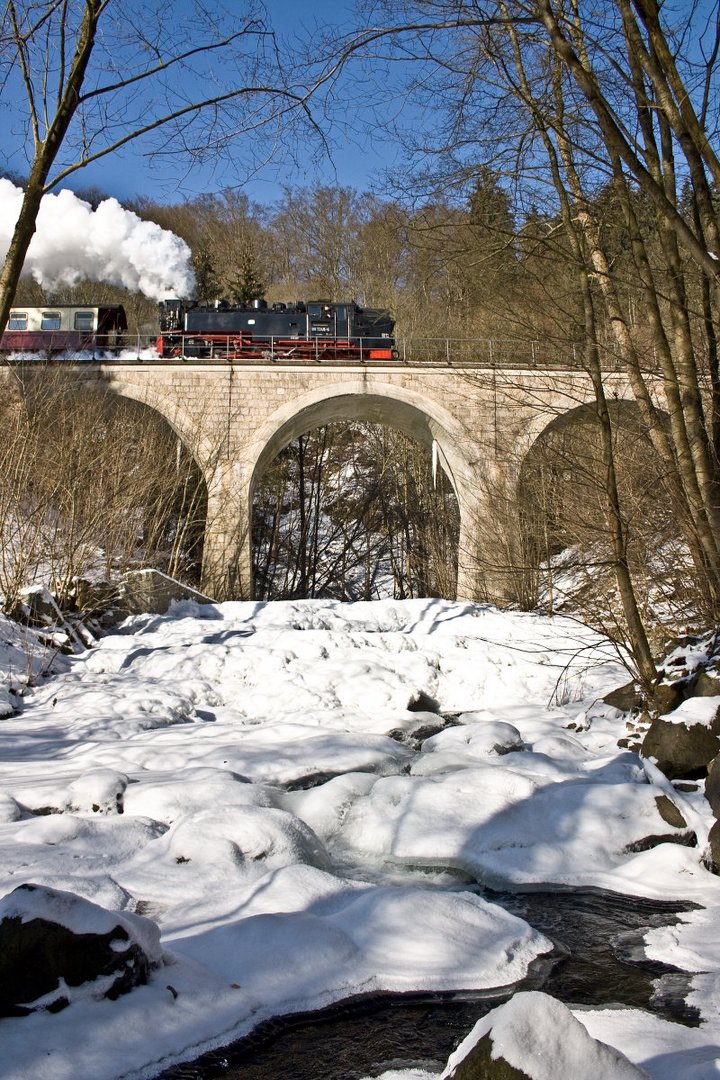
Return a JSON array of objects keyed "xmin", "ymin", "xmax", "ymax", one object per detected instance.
[
  {"xmin": 0, "ymin": 333, "xmax": 631, "ymax": 369},
  {"xmin": 395, "ymin": 337, "xmax": 628, "ymax": 368}
]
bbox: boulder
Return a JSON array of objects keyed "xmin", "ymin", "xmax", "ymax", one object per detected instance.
[
  {"xmin": 641, "ymin": 702, "xmax": 720, "ymax": 780},
  {"xmin": 648, "ymin": 680, "xmax": 687, "ymax": 717},
  {"xmin": 440, "ymin": 992, "xmax": 648, "ymax": 1079},
  {"xmin": 117, "ymin": 568, "xmax": 213, "ymax": 616},
  {"xmin": 71, "ymin": 578, "xmax": 119, "ymax": 615},
  {"xmin": 622, "ymin": 793, "xmax": 696, "ymax": 853},
  {"xmin": 66, "ymin": 768, "xmax": 128, "ymax": 815},
  {"xmin": 706, "ymin": 818, "xmax": 720, "ymax": 875},
  {"xmin": 706, "ymin": 755, "xmax": 720, "ymax": 818},
  {"xmin": 18, "ymin": 585, "xmax": 63, "ymax": 626},
  {"xmin": 0, "ymin": 883, "xmax": 161, "ymax": 1016},
  {"xmin": 602, "ymin": 681, "xmax": 643, "ymax": 713},
  {"xmin": 654, "ymin": 794, "xmax": 688, "ymax": 830},
  {"xmin": 694, "ymin": 668, "xmax": 720, "ymax": 698}
]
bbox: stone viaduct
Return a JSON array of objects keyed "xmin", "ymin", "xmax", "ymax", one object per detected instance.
[{"xmin": 6, "ymin": 357, "xmax": 643, "ymax": 602}]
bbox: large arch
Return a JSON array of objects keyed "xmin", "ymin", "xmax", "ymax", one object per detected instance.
[
  {"xmin": 0, "ymin": 364, "xmax": 210, "ymax": 592},
  {"xmin": 515, "ymin": 397, "xmax": 671, "ymax": 607},
  {"xmin": 239, "ymin": 380, "xmax": 485, "ymax": 601},
  {"xmin": 97, "ymin": 368, "xmax": 219, "ymax": 480}
]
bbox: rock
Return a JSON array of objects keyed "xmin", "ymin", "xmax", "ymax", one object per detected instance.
[
  {"xmin": 641, "ymin": 714, "xmax": 720, "ymax": 780},
  {"xmin": 654, "ymin": 794, "xmax": 688, "ymax": 829},
  {"xmin": 66, "ymin": 769, "xmax": 128, "ymax": 815},
  {"xmin": 705, "ymin": 755, "xmax": 720, "ymax": 818},
  {"xmin": 623, "ymin": 831, "xmax": 696, "ymax": 853},
  {"xmin": 602, "ymin": 681, "xmax": 643, "ymax": 712},
  {"xmin": 72, "ymin": 578, "xmax": 119, "ymax": 614},
  {"xmin": 422, "ymin": 721, "xmax": 524, "ymax": 758},
  {"xmin": 440, "ymin": 991, "xmax": 649, "ymax": 1079},
  {"xmin": 649, "ymin": 680, "xmax": 687, "ymax": 716},
  {"xmin": 18, "ymin": 585, "xmax": 63, "ymax": 626},
  {"xmin": 705, "ymin": 818, "xmax": 720, "ymax": 875},
  {"xmin": 693, "ymin": 668, "xmax": 720, "ymax": 697},
  {"xmin": 117, "ymin": 569, "xmax": 213, "ymax": 617},
  {"xmin": 0, "ymin": 883, "xmax": 161, "ymax": 1016}
]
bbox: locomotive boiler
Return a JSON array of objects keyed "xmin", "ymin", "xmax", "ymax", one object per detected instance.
[{"xmin": 157, "ymin": 298, "xmax": 396, "ymax": 361}]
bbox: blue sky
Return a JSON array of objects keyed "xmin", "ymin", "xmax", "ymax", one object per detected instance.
[{"xmin": 4, "ymin": 0, "xmax": 404, "ymax": 208}]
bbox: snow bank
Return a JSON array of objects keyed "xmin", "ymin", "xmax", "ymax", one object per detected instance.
[
  {"xmin": 0, "ymin": 598, "xmax": 717, "ymax": 1079},
  {"xmin": 441, "ymin": 991, "xmax": 648, "ymax": 1079}
]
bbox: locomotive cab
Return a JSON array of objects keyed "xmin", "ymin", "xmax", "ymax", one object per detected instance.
[{"xmin": 158, "ymin": 298, "xmax": 184, "ymax": 333}]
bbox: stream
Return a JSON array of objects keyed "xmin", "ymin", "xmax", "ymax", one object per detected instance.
[{"xmin": 159, "ymin": 886, "xmax": 699, "ymax": 1080}]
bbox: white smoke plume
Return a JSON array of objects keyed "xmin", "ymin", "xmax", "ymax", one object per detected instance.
[{"xmin": 0, "ymin": 178, "xmax": 195, "ymax": 299}]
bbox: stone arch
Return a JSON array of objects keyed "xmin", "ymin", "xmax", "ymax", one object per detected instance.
[
  {"xmin": 245, "ymin": 380, "xmax": 482, "ymax": 599},
  {"xmin": 497, "ymin": 370, "xmax": 642, "ymax": 468},
  {"xmin": 247, "ymin": 380, "xmax": 474, "ymax": 496},
  {"xmin": 519, "ymin": 395, "xmax": 662, "ymax": 475},
  {"xmin": 516, "ymin": 396, "xmax": 667, "ymax": 585},
  {"xmin": 98, "ymin": 370, "xmax": 217, "ymax": 482},
  {"xmin": 55, "ymin": 367, "xmax": 210, "ymax": 585}
]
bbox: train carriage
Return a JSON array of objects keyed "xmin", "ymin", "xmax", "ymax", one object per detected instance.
[{"xmin": 0, "ymin": 304, "xmax": 127, "ymax": 353}]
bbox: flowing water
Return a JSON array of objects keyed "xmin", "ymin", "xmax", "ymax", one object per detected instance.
[{"xmin": 159, "ymin": 887, "xmax": 698, "ymax": 1080}]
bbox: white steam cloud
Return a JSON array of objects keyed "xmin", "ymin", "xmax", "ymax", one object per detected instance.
[{"xmin": 0, "ymin": 178, "xmax": 195, "ymax": 300}]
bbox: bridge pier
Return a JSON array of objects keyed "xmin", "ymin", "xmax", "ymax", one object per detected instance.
[
  {"xmin": 455, "ymin": 471, "xmax": 533, "ymax": 607},
  {"xmin": 200, "ymin": 461, "xmax": 253, "ymax": 600}
]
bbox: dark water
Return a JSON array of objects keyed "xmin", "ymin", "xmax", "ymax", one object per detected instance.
[{"xmin": 159, "ymin": 888, "xmax": 698, "ymax": 1080}]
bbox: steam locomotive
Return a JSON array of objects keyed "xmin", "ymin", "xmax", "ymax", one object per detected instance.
[
  {"xmin": 1, "ymin": 297, "xmax": 396, "ymax": 361},
  {"xmin": 156, "ymin": 298, "xmax": 396, "ymax": 361}
]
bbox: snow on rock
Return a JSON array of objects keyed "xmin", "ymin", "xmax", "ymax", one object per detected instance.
[
  {"xmin": 0, "ymin": 880, "xmax": 157, "ymax": 947},
  {"xmin": 440, "ymin": 991, "xmax": 649, "ymax": 1079},
  {"xmin": 168, "ymin": 862, "xmax": 552, "ymax": 1006},
  {"xmin": 165, "ymin": 804, "xmax": 331, "ymax": 873},
  {"xmin": 66, "ymin": 769, "xmax": 128, "ymax": 814},
  {"xmin": 335, "ymin": 760, "xmax": 681, "ymax": 890},
  {"xmin": 0, "ymin": 792, "xmax": 23, "ymax": 822},
  {"xmin": 122, "ymin": 766, "xmax": 276, "ymax": 823},
  {"xmin": 658, "ymin": 697, "xmax": 720, "ymax": 728},
  {"xmin": 0, "ymin": 882, "xmax": 161, "ymax": 1016},
  {"xmin": 421, "ymin": 720, "xmax": 524, "ymax": 757},
  {"xmin": 576, "ymin": 1008, "xmax": 720, "ymax": 1080}
]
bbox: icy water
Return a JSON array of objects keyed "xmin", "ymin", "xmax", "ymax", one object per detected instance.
[{"xmin": 159, "ymin": 888, "xmax": 697, "ymax": 1080}]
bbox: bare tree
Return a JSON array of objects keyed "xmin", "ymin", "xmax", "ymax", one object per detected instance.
[
  {"xmin": 0, "ymin": 367, "xmax": 208, "ymax": 612},
  {"xmin": 252, "ymin": 422, "xmax": 459, "ymax": 601},
  {"xmin": 303, "ymin": 0, "xmax": 720, "ymax": 677},
  {"xmin": 0, "ymin": 0, "xmax": 330, "ymax": 330}
]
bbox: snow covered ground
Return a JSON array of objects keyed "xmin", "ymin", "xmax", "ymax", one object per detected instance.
[{"xmin": 1, "ymin": 597, "xmax": 719, "ymax": 1079}]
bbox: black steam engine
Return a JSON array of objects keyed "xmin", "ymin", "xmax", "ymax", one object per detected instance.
[{"xmin": 157, "ymin": 298, "xmax": 396, "ymax": 361}]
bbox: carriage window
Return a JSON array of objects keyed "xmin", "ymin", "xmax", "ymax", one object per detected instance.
[
  {"xmin": 41, "ymin": 312, "xmax": 62, "ymax": 330},
  {"xmin": 8, "ymin": 312, "xmax": 27, "ymax": 331},
  {"xmin": 74, "ymin": 311, "xmax": 94, "ymax": 331}
]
